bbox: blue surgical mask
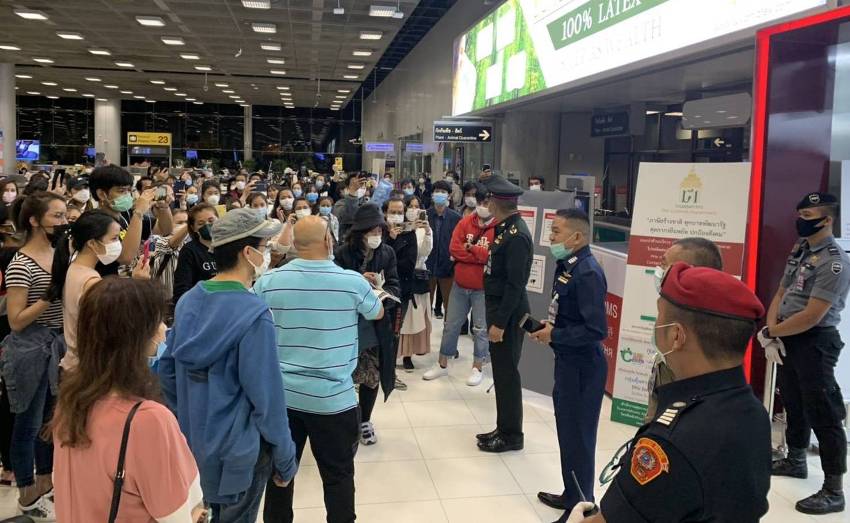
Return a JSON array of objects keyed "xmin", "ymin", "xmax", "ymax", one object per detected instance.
[
  {"xmin": 293, "ymin": 189, "xmax": 303, "ymax": 198},
  {"xmin": 306, "ymin": 193, "xmax": 319, "ymax": 204},
  {"xmin": 550, "ymin": 242, "xmax": 572, "ymax": 260},
  {"xmin": 316, "ymin": 180, "xmax": 325, "ymax": 189},
  {"xmin": 319, "ymin": 206, "xmax": 332, "ymax": 216},
  {"xmin": 148, "ymin": 341, "xmax": 167, "ymax": 369},
  {"xmin": 433, "ymin": 193, "xmax": 449, "ymax": 206},
  {"xmin": 184, "ymin": 179, "xmax": 193, "ymax": 187},
  {"xmin": 186, "ymin": 194, "xmax": 199, "ymax": 205},
  {"xmin": 403, "ymin": 188, "xmax": 415, "ymax": 196}
]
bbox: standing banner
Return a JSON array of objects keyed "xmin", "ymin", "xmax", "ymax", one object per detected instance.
[{"xmin": 611, "ymin": 163, "xmax": 751, "ymax": 426}]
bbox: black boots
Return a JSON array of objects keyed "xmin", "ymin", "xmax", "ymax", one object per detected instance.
[
  {"xmin": 796, "ymin": 484, "xmax": 845, "ymax": 515},
  {"xmin": 772, "ymin": 447, "xmax": 808, "ymax": 479},
  {"xmin": 776, "ymin": 449, "xmax": 846, "ymax": 515}
]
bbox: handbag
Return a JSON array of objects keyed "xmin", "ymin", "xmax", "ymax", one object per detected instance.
[
  {"xmin": 108, "ymin": 401, "xmax": 144, "ymax": 523},
  {"xmin": 412, "ymin": 269, "xmax": 431, "ymax": 295}
]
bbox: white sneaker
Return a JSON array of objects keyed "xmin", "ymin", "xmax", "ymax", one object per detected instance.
[
  {"xmin": 466, "ymin": 367, "xmax": 484, "ymax": 387},
  {"xmin": 19, "ymin": 493, "xmax": 55, "ymax": 521},
  {"xmin": 360, "ymin": 421, "xmax": 377, "ymax": 445},
  {"xmin": 422, "ymin": 364, "xmax": 448, "ymax": 381}
]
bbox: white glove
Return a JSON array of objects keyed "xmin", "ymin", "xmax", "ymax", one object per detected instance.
[
  {"xmin": 566, "ymin": 502, "xmax": 597, "ymax": 523},
  {"xmin": 756, "ymin": 327, "xmax": 772, "ymax": 348},
  {"xmin": 764, "ymin": 338, "xmax": 786, "ymax": 366}
]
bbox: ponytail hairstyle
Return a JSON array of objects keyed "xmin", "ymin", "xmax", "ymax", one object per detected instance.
[
  {"xmin": 16, "ymin": 192, "xmax": 66, "ymax": 243},
  {"xmin": 48, "ymin": 210, "xmax": 117, "ymax": 300}
]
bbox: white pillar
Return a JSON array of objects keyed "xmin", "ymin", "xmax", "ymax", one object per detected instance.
[
  {"xmin": 243, "ymin": 105, "xmax": 252, "ymax": 162},
  {"xmin": 94, "ymin": 98, "xmax": 121, "ymax": 166},
  {"xmin": 0, "ymin": 64, "xmax": 16, "ymax": 176}
]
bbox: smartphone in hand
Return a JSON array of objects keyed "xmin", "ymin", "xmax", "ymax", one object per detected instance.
[{"xmin": 519, "ymin": 313, "xmax": 545, "ymax": 333}]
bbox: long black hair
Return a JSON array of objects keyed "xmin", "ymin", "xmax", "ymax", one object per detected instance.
[{"xmin": 48, "ymin": 210, "xmax": 117, "ymax": 299}]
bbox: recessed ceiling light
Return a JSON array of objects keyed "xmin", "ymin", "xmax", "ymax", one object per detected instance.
[
  {"xmin": 369, "ymin": 5, "xmax": 397, "ymax": 17},
  {"xmin": 240, "ymin": 103, "xmax": 250, "ymax": 107},
  {"xmin": 41, "ymin": 81, "xmax": 58, "ymax": 86},
  {"xmin": 222, "ymin": 89, "xmax": 235, "ymax": 93},
  {"xmin": 47, "ymin": 96, "xmax": 59, "ymax": 100},
  {"xmin": 343, "ymin": 74, "xmax": 358, "ymax": 80},
  {"xmin": 251, "ymin": 22, "xmax": 277, "ymax": 34},
  {"xmin": 150, "ymin": 80, "xmax": 165, "ymax": 85},
  {"xmin": 56, "ymin": 32, "xmax": 84, "ymax": 40},
  {"xmin": 164, "ymin": 87, "xmax": 177, "ymax": 91},
  {"xmin": 333, "ymin": 6, "xmax": 345, "ymax": 15},
  {"xmin": 392, "ymin": 9, "xmax": 404, "ymax": 19},
  {"xmin": 96, "ymin": 98, "xmax": 107, "ymax": 101},
  {"xmin": 115, "ymin": 62, "xmax": 134, "ymax": 68},
  {"xmin": 14, "ymin": 9, "xmax": 48, "ymax": 21},
  {"xmin": 228, "ymin": 95, "xmax": 240, "ymax": 99},
  {"xmin": 88, "ymin": 48, "xmax": 111, "ymax": 56},
  {"xmin": 338, "ymin": 89, "xmax": 351, "ymax": 93},
  {"xmin": 359, "ymin": 31, "xmax": 383, "ymax": 40},
  {"xmin": 276, "ymin": 86, "xmax": 290, "ymax": 90},
  {"xmin": 85, "ymin": 77, "xmax": 101, "ymax": 82},
  {"xmin": 352, "ymin": 50, "xmax": 373, "ymax": 57},
  {"xmin": 185, "ymin": 98, "xmax": 196, "ymax": 101},
  {"xmin": 15, "ymin": 74, "xmax": 32, "ymax": 79},
  {"xmin": 175, "ymin": 93, "xmax": 187, "ymax": 97},
  {"xmin": 194, "ymin": 65, "xmax": 212, "ymax": 71},
  {"xmin": 260, "ymin": 42, "xmax": 281, "ymax": 51},
  {"xmin": 25, "ymin": 91, "xmax": 40, "ymax": 95},
  {"xmin": 214, "ymin": 83, "xmax": 229, "ymax": 87},
  {"xmin": 104, "ymin": 84, "xmax": 119, "ymax": 89},
  {"xmin": 161, "ymin": 36, "xmax": 185, "ymax": 46},
  {"xmin": 267, "ymin": 58, "xmax": 285, "ymax": 65},
  {"xmin": 180, "ymin": 53, "xmax": 200, "ymax": 60},
  {"xmin": 133, "ymin": 95, "xmax": 146, "ymax": 99},
  {"xmin": 120, "ymin": 90, "xmax": 133, "ymax": 94},
  {"xmin": 146, "ymin": 99, "xmax": 156, "ymax": 103},
  {"xmin": 136, "ymin": 16, "xmax": 165, "ymax": 27},
  {"xmin": 33, "ymin": 57, "xmax": 54, "ymax": 64},
  {"xmin": 192, "ymin": 101, "xmax": 203, "ymax": 105},
  {"xmin": 335, "ymin": 95, "xmax": 346, "ymax": 99},
  {"xmin": 82, "ymin": 93, "xmax": 95, "ymax": 97},
  {"xmin": 270, "ymin": 69, "xmax": 287, "ymax": 75},
  {"xmin": 62, "ymin": 88, "xmax": 77, "ymax": 92},
  {"xmin": 347, "ymin": 64, "xmax": 365, "ymax": 70},
  {"xmin": 0, "ymin": 44, "xmax": 22, "ymax": 51},
  {"xmin": 242, "ymin": 0, "xmax": 271, "ymax": 8}
]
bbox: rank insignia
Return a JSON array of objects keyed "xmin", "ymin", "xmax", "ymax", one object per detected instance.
[
  {"xmin": 810, "ymin": 255, "xmax": 818, "ymax": 264},
  {"xmin": 557, "ymin": 272, "xmax": 571, "ymax": 284},
  {"xmin": 630, "ymin": 438, "xmax": 670, "ymax": 486},
  {"xmin": 509, "ymin": 225, "xmax": 518, "ymax": 235},
  {"xmin": 829, "ymin": 247, "xmax": 841, "ymax": 256},
  {"xmin": 832, "ymin": 262, "xmax": 843, "ymax": 275}
]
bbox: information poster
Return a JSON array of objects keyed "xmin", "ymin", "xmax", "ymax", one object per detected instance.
[
  {"xmin": 539, "ymin": 208, "xmax": 557, "ymax": 247},
  {"xmin": 527, "ymin": 254, "xmax": 546, "ymax": 294},
  {"xmin": 610, "ymin": 163, "xmax": 751, "ymax": 426},
  {"xmin": 518, "ymin": 205, "xmax": 538, "ymax": 236}
]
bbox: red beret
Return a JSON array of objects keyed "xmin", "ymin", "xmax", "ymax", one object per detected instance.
[{"xmin": 660, "ymin": 262, "xmax": 765, "ymax": 321}]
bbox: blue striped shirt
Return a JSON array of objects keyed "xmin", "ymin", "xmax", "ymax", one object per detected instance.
[{"xmin": 253, "ymin": 258, "xmax": 381, "ymax": 414}]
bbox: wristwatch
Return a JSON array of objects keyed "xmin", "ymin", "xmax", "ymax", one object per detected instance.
[{"xmin": 761, "ymin": 326, "xmax": 775, "ymax": 340}]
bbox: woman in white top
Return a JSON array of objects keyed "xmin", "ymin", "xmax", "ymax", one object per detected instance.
[{"xmin": 398, "ymin": 195, "xmax": 434, "ymax": 357}]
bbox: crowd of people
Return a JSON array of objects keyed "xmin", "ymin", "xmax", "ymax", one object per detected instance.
[{"xmin": 0, "ymin": 160, "xmax": 846, "ymax": 523}]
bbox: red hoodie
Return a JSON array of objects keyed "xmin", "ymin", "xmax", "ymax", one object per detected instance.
[{"xmin": 449, "ymin": 212, "xmax": 497, "ymax": 290}]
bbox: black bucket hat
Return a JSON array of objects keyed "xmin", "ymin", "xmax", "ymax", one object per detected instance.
[{"xmin": 350, "ymin": 203, "xmax": 386, "ymax": 232}]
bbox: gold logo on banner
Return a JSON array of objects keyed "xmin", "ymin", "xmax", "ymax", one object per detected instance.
[{"xmin": 679, "ymin": 169, "xmax": 702, "ymax": 205}]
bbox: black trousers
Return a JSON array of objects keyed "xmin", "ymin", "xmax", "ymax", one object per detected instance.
[
  {"xmin": 779, "ymin": 327, "xmax": 848, "ymax": 475},
  {"xmin": 487, "ymin": 305, "xmax": 524, "ymax": 439},
  {"xmin": 263, "ymin": 407, "xmax": 360, "ymax": 523},
  {"xmin": 0, "ymin": 379, "xmax": 13, "ymax": 470}
]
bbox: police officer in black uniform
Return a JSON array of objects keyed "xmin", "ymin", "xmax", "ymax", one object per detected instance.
[
  {"xmin": 529, "ymin": 209, "xmax": 608, "ymax": 517},
  {"xmin": 567, "ymin": 263, "xmax": 771, "ymax": 523},
  {"xmin": 476, "ymin": 175, "xmax": 533, "ymax": 453},
  {"xmin": 761, "ymin": 192, "xmax": 850, "ymax": 515}
]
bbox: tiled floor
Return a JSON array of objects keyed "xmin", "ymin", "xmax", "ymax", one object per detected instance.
[{"xmin": 1, "ymin": 319, "xmax": 848, "ymax": 521}]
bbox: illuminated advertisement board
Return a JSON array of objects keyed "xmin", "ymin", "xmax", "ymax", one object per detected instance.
[{"xmin": 451, "ymin": 0, "xmax": 827, "ymax": 115}]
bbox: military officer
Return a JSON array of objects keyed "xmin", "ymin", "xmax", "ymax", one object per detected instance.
[
  {"xmin": 761, "ymin": 192, "xmax": 850, "ymax": 515},
  {"xmin": 477, "ymin": 175, "xmax": 533, "ymax": 453},
  {"xmin": 568, "ymin": 263, "xmax": 771, "ymax": 523},
  {"xmin": 529, "ymin": 209, "xmax": 608, "ymax": 517}
]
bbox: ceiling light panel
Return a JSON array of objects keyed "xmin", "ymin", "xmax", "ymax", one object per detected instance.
[
  {"xmin": 33, "ymin": 57, "xmax": 53, "ymax": 63},
  {"xmin": 267, "ymin": 58, "xmax": 285, "ymax": 64},
  {"xmin": 14, "ymin": 9, "xmax": 48, "ymax": 21},
  {"xmin": 150, "ymin": 80, "xmax": 165, "ymax": 85},
  {"xmin": 41, "ymin": 81, "xmax": 58, "ymax": 86},
  {"xmin": 260, "ymin": 43, "xmax": 282, "ymax": 51},
  {"xmin": 85, "ymin": 77, "xmax": 101, "ymax": 82},
  {"xmin": 161, "ymin": 36, "xmax": 185, "ymax": 45},
  {"xmin": 62, "ymin": 88, "xmax": 77, "ymax": 92},
  {"xmin": 46, "ymin": 96, "xmax": 58, "ymax": 99},
  {"xmin": 120, "ymin": 90, "xmax": 133, "ymax": 94},
  {"xmin": 25, "ymin": 91, "xmax": 40, "ymax": 95},
  {"xmin": 136, "ymin": 16, "xmax": 165, "ymax": 27},
  {"xmin": 88, "ymin": 48, "xmax": 111, "ymax": 55},
  {"xmin": 343, "ymin": 74, "xmax": 358, "ymax": 79},
  {"xmin": 194, "ymin": 65, "xmax": 212, "ymax": 71},
  {"xmin": 352, "ymin": 50, "xmax": 373, "ymax": 57},
  {"xmin": 164, "ymin": 87, "xmax": 177, "ymax": 91},
  {"xmin": 270, "ymin": 69, "xmax": 287, "ymax": 75},
  {"xmin": 359, "ymin": 31, "xmax": 383, "ymax": 40},
  {"xmin": 82, "ymin": 93, "xmax": 95, "ymax": 97},
  {"xmin": 180, "ymin": 53, "xmax": 200, "ymax": 60},
  {"xmin": 242, "ymin": 0, "xmax": 271, "ymax": 8},
  {"xmin": 221, "ymin": 89, "xmax": 235, "ymax": 93},
  {"xmin": 104, "ymin": 84, "xmax": 119, "ymax": 89},
  {"xmin": 252, "ymin": 23, "xmax": 277, "ymax": 34},
  {"xmin": 347, "ymin": 63, "xmax": 365, "ymax": 70},
  {"xmin": 369, "ymin": 5, "xmax": 397, "ymax": 17},
  {"xmin": 15, "ymin": 74, "xmax": 32, "ymax": 79},
  {"xmin": 215, "ymin": 83, "xmax": 229, "ymax": 87},
  {"xmin": 56, "ymin": 32, "xmax": 84, "ymax": 40},
  {"xmin": 115, "ymin": 62, "xmax": 134, "ymax": 67},
  {"xmin": 276, "ymin": 86, "xmax": 290, "ymax": 90},
  {"xmin": 0, "ymin": 44, "xmax": 21, "ymax": 51}
]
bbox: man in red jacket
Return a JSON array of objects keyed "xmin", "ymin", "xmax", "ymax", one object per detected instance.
[{"xmin": 424, "ymin": 183, "xmax": 497, "ymax": 386}]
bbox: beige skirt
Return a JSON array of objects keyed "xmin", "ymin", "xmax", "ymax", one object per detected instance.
[{"xmin": 398, "ymin": 293, "xmax": 432, "ymax": 357}]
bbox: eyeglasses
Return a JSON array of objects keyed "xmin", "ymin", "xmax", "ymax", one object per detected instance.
[{"xmin": 599, "ymin": 439, "xmax": 632, "ymax": 485}]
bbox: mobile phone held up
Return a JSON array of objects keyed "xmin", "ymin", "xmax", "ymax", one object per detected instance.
[
  {"xmin": 154, "ymin": 185, "xmax": 168, "ymax": 201},
  {"xmin": 142, "ymin": 238, "xmax": 156, "ymax": 266},
  {"xmin": 519, "ymin": 313, "xmax": 545, "ymax": 333}
]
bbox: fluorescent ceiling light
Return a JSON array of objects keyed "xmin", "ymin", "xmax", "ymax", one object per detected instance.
[
  {"xmin": 252, "ymin": 23, "xmax": 277, "ymax": 34},
  {"xmin": 347, "ymin": 64, "xmax": 365, "ymax": 70},
  {"xmin": 146, "ymin": 99, "xmax": 156, "ymax": 103},
  {"xmin": 85, "ymin": 77, "xmax": 101, "ymax": 82},
  {"xmin": 175, "ymin": 93, "xmax": 187, "ymax": 96},
  {"xmin": 335, "ymin": 95, "xmax": 346, "ymax": 99},
  {"xmin": 185, "ymin": 98, "xmax": 196, "ymax": 101},
  {"xmin": 47, "ymin": 95, "xmax": 59, "ymax": 99},
  {"xmin": 194, "ymin": 65, "xmax": 212, "ymax": 71},
  {"xmin": 338, "ymin": 89, "xmax": 351, "ymax": 93},
  {"xmin": 369, "ymin": 5, "xmax": 396, "ymax": 17},
  {"xmin": 41, "ymin": 81, "xmax": 58, "ymax": 86},
  {"xmin": 15, "ymin": 74, "xmax": 32, "ymax": 79},
  {"xmin": 133, "ymin": 95, "xmax": 146, "ymax": 99},
  {"xmin": 150, "ymin": 80, "xmax": 165, "ymax": 85},
  {"xmin": 228, "ymin": 95, "xmax": 240, "ymax": 99},
  {"xmin": 62, "ymin": 87, "xmax": 77, "ymax": 92},
  {"xmin": 56, "ymin": 32, "xmax": 84, "ymax": 40},
  {"xmin": 192, "ymin": 101, "xmax": 203, "ymax": 105},
  {"xmin": 242, "ymin": 0, "xmax": 271, "ymax": 8},
  {"xmin": 270, "ymin": 69, "xmax": 287, "ymax": 75},
  {"xmin": 352, "ymin": 50, "xmax": 373, "ymax": 57},
  {"xmin": 161, "ymin": 36, "xmax": 185, "ymax": 45},
  {"xmin": 240, "ymin": 104, "xmax": 250, "ymax": 107},
  {"xmin": 180, "ymin": 53, "xmax": 200, "ymax": 60},
  {"xmin": 215, "ymin": 83, "xmax": 229, "ymax": 87},
  {"xmin": 104, "ymin": 84, "xmax": 118, "ymax": 89},
  {"xmin": 120, "ymin": 90, "xmax": 133, "ymax": 94},
  {"xmin": 88, "ymin": 48, "xmax": 111, "ymax": 56},
  {"xmin": 33, "ymin": 57, "xmax": 53, "ymax": 64},
  {"xmin": 392, "ymin": 9, "xmax": 404, "ymax": 19},
  {"xmin": 115, "ymin": 61, "xmax": 134, "ymax": 67},
  {"xmin": 343, "ymin": 74, "xmax": 358, "ymax": 80},
  {"xmin": 276, "ymin": 86, "xmax": 289, "ymax": 90},
  {"xmin": 260, "ymin": 42, "xmax": 281, "ymax": 51},
  {"xmin": 26, "ymin": 91, "xmax": 40, "ymax": 95},
  {"xmin": 664, "ymin": 112, "xmax": 683, "ymax": 117},
  {"xmin": 164, "ymin": 87, "xmax": 177, "ymax": 91},
  {"xmin": 0, "ymin": 44, "xmax": 21, "ymax": 51},
  {"xmin": 14, "ymin": 9, "xmax": 47, "ymax": 21},
  {"xmin": 645, "ymin": 110, "xmax": 659, "ymax": 115},
  {"xmin": 359, "ymin": 31, "xmax": 383, "ymax": 40},
  {"xmin": 96, "ymin": 98, "xmax": 107, "ymax": 101},
  {"xmin": 222, "ymin": 89, "xmax": 235, "ymax": 93},
  {"xmin": 82, "ymin": 93, "xmax": 95, "ymax": 97},
  {"xmin": 267, "ymin": 58, "xmax": 285, "ymax": 65},
  {"xmin": 136, "ymin": 16, "xmax": 165, "ymax": 27}
]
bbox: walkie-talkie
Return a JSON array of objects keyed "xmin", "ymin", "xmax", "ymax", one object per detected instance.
[{"xmin": 572, "ymin": 470, "xmax": 600, "ymax": 517}]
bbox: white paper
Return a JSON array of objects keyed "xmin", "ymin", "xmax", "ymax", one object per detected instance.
[
  {"xmin": 539, "ymin": 208, "xmax": 557, "ymax": 247},
  {"xmin": 526, "ymin": 254, "xmax": 546, "ymax": 294}
]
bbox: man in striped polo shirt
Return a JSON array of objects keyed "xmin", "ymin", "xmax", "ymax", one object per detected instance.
[{"xmin": 254, "ymin": 215, "xmax": 383, "ymax": 523}]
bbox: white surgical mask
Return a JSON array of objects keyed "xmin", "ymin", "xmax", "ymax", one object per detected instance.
[
  {"xmin": 367, "ymin": 235, "xmax": 382, "ymax": 250},
  {"xmin": 236, "ymin": 181, "xmax": 246, "ymax": 191},
  {"xmin": 295, "ymin": 208, "xmax": 311, "ymax": 220},
  {"xmin": 281, "ymin": 198, "xmax": 295, "ymax": 211},
  {"xmin": 464, "ymin": 196, "xmax": 478, "ymax": 208},
  {"xmin": 248, "ymin": 247, "xmax": 270, "ymax": 279},
  {"xmin": 356, "ymin": 187, "xmax": 367, "ymax": 198},
  {"xmin": 529, "ymin": 184, "xmax": 541, "ymax": 191},
  {"xmin": 206, "ymin": 194, "xmax": 220, "ymax": 206},
  {"xmin": 186, "ymin": 194, "xmax": 199, "ymax": 205},
  {"xmin": 652, "ymin": 322, "xmax": 679, "ymax": 364},
  {"xmin": 2, "ymin": 191, "xmax": 16, "ymax": 204},
  {"xmin": 387, "ymin": 214, "xmax": 404, "ymax": 225},
  {"xmin": 72, "ymin": 189, "xmax": 91, "ymax": 204},
  {"xmin": 96, "ymin": 239, "xmax": 123, "ymax": 265},
  {"xmin": 406, "ymin": 209, "xmax": 420, "ymax": 222},
  {"xmin": 653, "ymin": 266, "xmax": 666, "ymax": 294},
  {"xmin": 476, "ymin": 206, "xmax": 491, "ymax": 219}
]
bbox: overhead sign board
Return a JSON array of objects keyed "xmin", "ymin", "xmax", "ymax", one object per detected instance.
[
  {"xmin": 433, "ymin": 120, "xmax": 493, "ymax": 142},
  {"xmin": 127, "ymin": 131, "xmax": 171, "ymax": 146},
  {"xmin": 451, "ymin": 0, "xmax": 826, "ymax": 115},
  {"xmin": 129, "ymin": 146, "xmax": 170, "ymax": 156},
  {"xmin": 365, "ymin": 142, "xmax": 395, "ymax": 153},
  {"xmin": 591, "ymin": 112, "xmax": 629, "ymax": 137}
]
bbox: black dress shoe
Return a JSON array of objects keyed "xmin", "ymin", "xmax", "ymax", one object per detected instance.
[
  {"xmin": 537, "ymin": 491, "xmax": 567, "ymax": 510},
  {"xmin": 772, "ymin": 457, "xmax": 808, "ymax": 479},
  {"xmin": 477, "ymin": 434, "xmax": 523, "ymax": 453},
  {"xmin": 476, "ymin": 428, "xmax": 499, "ymax": 442},
  {"xmin": 796, "ymin": 489, "xmax": 845, "ymax": 514}
]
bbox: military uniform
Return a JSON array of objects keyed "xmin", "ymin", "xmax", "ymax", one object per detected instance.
[
  {"xmin": 478, "ymin": 176, "xmax": 532, "ymax": 451},
  {"xmin": 546, "ymin": 245, "xmax": 608, "ymax": 511}
]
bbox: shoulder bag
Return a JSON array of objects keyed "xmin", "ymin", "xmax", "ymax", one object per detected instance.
[{"xmin": 107, "ymin": 400, "xmax": 144, "ymax": 523}]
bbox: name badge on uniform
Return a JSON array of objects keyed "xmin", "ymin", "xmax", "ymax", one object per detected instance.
[{"xmin": 795, "ymin": 273, "xmax": 806, "ymax": 292}]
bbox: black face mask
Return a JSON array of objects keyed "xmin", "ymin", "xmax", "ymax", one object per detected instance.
[
  {"xmin": 199, "ymin": 223, "xmax": 213, "ymax": 241},
  {"xmin": 796, "ymin": 216, "xmax": 827, "ymax": 238},
  {"xmin": 44, "ymin": 223, "xmax": 69, "ymax": 246}
]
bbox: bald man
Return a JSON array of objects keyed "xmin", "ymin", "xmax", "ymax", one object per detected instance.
[{"xmin": 254, "ymin": 215, "xmax": 384, "ymax": 523}]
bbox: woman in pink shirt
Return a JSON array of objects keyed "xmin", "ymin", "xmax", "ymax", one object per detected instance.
[{"xmin": 52, "ymin": 277, "xmax": 204, "ymax": 522}]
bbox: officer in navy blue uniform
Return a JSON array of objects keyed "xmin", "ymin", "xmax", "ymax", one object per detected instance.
[
  {"xmin": 529, "ymin": 209, "xmax": 608, "ymax": 518},
  {"xmin": 567, "ymin": 263, "xmax": 771, "ymax": 523}
]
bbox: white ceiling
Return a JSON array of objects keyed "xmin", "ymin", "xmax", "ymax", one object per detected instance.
[{"xmin": 0, "ymin": 0, "xmax": 420, "ymax": 109}]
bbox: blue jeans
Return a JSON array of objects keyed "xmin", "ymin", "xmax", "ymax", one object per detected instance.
[
  {"xmin": 10, "ymin": 369, "xmax": 54, "ymax": 488},
  {"xmin": 439, "ymin": 282, "xmax": 488, "ymax": 363},
  {"xmin": 211, "ymin": 441, "xmax": 272, "ymax": 523}
]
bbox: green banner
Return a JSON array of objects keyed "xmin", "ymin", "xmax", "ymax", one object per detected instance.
[
  {"xmin": 611, "ymin": 398, "xmax": 647, "ymax": 427},
  {"xmin": 546, "ymin": 0, "xmax": 670, "ymax": 51}
]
